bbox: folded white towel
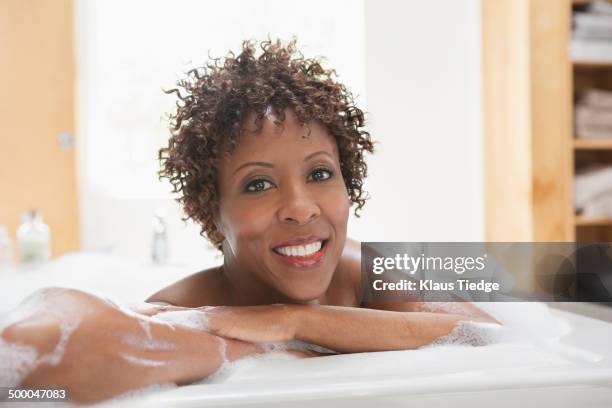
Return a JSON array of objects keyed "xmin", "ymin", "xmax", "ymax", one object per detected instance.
[
  {"xmin": 590, "ymin": 0, "xmax": 612, "ymax": 15},
  {"xmin": 582, "ymin": 191, "xmax": 612, "ymax": 218},
  {"xmin": 575, "ymin": 104, "xmax": 612, "ymax": 138},
  {"xmin": 573, "ymin": 27, "xmax": 612, "ymax": 41},
  {"xmin": 581, "ymin": 89, "xmax": 612, "ymax": 109},
  {"xmin": 574, "ymin": 11, "xmax": 612, "ymax": 31},
  {"xmin": 571, "ymin": 39, "xmax": 612, "ymax": 63},
  {"xmin": 575, "ymin": 166, "xmax": 612, "ymax": 210},
  {"xmin": 576, "ymin": 127, "xmax": 612, "ymax": 139}
]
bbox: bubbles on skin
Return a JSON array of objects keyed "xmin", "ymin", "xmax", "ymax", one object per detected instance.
[
  {"xmin": 121, "ymin": 334, "xmax": 176, "ymax": 351},
  {"xmin": 0, "ymin": 291, "xmax": 185, "ymax": 388},
  {"xmin": 153, "ymin": 309, "xmax": 212, "ymax": 332},
  {"xmin": 260, "ymin": 340, "xmax": 337, "ymax": 354},
  {"xmin": 37, "ymin": 318, "xmax": 81, "ymax": 366},
  {"xmin": 0, "ymin": 337, "xmax": 38, "ymax": 387},
  {"xmin": 217, "ymin": 337, "xmax": 228, "ymax": 365},
  {"xmin": 0, "ymin": 288, "xmax": 87, "ymax": 387},
  {"xmin": 420, "ymin": 321, "xmax": 505, "ymax": 348},
  {"xmin": 1, "ymin": 293, "xmax": 241, "ymax": 393},
  {"xmin": 138, "ymin": 320, "xmax": 154, "ymax": 345},
  {"xmin": 419, "ymin": 303, "xmax": 571, "ymax": 348},
  {"xmin": 117, "ymin": 305, "xmax": 230, "ymax": 374},
  {"xmin": 420, "ymin": 302, "xmax": 470, "ymax": 316},
  {"xmin": 109, "ymin": 302, "xmax": 176, "ymax": 331},
  {"xmin": 119, "ymin": 353, "xmax": 168, "ymax": 368}
]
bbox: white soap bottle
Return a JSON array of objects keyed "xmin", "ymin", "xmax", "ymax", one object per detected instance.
[
  {"xmin": 0, "ymin": 225, "xmax": 13, "ymax": 270},
  {"xmin": 151, "ymin": 209, "xmax": 168, "ymax": 264},
  {"xmin": 17, "ymin": 210, "xmax": 51, "ymax": 264}
]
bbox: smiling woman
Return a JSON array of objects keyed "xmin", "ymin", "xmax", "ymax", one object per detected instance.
[
  {"xmin": 0, "ymin": 38, "xmax": 499, "ymax": 404},
  {"xmin": 149, "ymin": 38, "xmax": 374, "ymax": 306}
]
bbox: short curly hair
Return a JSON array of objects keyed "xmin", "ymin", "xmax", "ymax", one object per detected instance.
[{"xmin": 159, "ymin": 39, "xmax": 374, "ymax": 252}]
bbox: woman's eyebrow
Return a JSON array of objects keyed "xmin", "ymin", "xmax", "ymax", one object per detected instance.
[
  {"xmin": 233, "ymin": 161, "xmax": 274, "ymax": 175},
  {"xmin": 304, "ymin": 150, "xmax": 334, "ymax": 161},
  {"xmin": 233, "ymin": 151, "xmax": 334, "ymax": 175}
]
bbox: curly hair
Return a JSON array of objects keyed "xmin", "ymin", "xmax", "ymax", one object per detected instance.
[{"xmin": 159, "ymin": 38, "xmax": 374, "ymax": 252}]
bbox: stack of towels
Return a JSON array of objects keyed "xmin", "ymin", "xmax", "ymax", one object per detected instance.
[
  {"xmin": 571, "ymin": 0, "xmax": 612, "ymax": 63},
  {"xmin": 575, "ymin": 88, "xmax": 612, "ymax": 139},
  {"xmin": 575, "ymin": 165, "xmax": 612, "ymax": 218}
]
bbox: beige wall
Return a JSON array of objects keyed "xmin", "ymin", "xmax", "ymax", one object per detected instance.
[
  {"xmin": 482, "ymin": 0, "xmax": 573, "ymax": 242},
  {"xmin": 0, "ymin": 0, "xmax": 79, "ymax": 257}
]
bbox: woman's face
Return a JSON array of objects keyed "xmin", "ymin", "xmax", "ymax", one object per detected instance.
[{"xmin": 216, "ymin": 109, "xmax": 351, "ymax": 302}]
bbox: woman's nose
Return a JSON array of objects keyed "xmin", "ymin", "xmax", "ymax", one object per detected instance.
[{"xmin": 277, "ymin": 184, "xmax": 321, "ymax": 225}]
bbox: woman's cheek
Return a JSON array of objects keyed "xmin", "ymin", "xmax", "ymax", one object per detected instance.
[
  {"xmin": 222, "ymin": 204, "xmax": 272, "ymax": 255},
  {"xmin": 324, "ymin": 187, "xmax": 350, "ymax": 236}
]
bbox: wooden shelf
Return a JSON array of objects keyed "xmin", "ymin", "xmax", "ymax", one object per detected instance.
[
  {"xmin": 576, "ymin": 216, "xmax": 612, "ymax": 226},
  {"xmin": 574, "ymin": 139, "xmax": 612, "ymax": 150},
  {"xmin": 574, "ymin": 61, "xmax": 612, "ymax": 70}
]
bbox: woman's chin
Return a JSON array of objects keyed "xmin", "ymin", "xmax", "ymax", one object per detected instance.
[{"xmin": 278, "ymin": 284, "xmax": 326, "ymax": 303}]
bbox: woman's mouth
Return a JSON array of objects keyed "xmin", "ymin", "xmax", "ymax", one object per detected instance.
[{"xmin": 272, "ymin": 240, "xmax": 328, "ymax": 268}]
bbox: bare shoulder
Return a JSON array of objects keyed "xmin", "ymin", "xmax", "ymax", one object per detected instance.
[
  {"xmin": 338, "ymin": 237, "xmax": 361, "ymax": 277},
  {"xmin": 146, "ymin": 267, "xmax": 229, "ymax": 307},
  {"xmin": 326, "ymin": 237, "xmax": 362, "ymax": 306}
]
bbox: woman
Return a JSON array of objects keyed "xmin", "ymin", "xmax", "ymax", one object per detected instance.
[{"xmin": 1, "ymin": 39, "xmax": 497, "ymax": 403}]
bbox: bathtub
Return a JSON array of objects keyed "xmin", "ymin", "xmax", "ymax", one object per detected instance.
[
  {"xmin": 93, "ymin": 306, "xmax": 611, "ymax": 408},
  {"xmin": 1, "ymin": 254, "xmax": 612, "ymax": 407}
]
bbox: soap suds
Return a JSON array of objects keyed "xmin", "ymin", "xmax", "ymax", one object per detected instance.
[
  {"xmin": 0, "ymin": 288, "xmax": 85, "ymax": 387},
  {"xmin": 139, "ymin": 320, "xmax": 153, "ymax": 343},
  {"xmin": 108, "ymin": 301, "xmax": 176, "ymax": 332},
  {"xmin": 91, "ymin": 382, "xmax": 177, "ymax": 406},
  {"xmin": 37, "ymin": 317, "xmax": 81, "ymax": 366},
  {"xmin": 154, "ymin": 309, "xmax": 210, "ymax": 331},
  {"xmin": 199, "ymin": 349, "xmax": 304, "ymax": 385},
  {"xmin": 119, "ymin": 352, "xmax": 168, "ymax": 368},
  {"xmin": 420, "ymin": 302, "xmax": 571, "ymax": 349},
  {"xmin": 260, "ymin": 339, "xmax": 337, "ymax": 355},
  {"xmin": 217, "ymin": 337, "xmax": 228, "ymax": 365},
  {"xmin": 421, "ymin": 321, "xmax": 505, "ymax": 348},
  {"xmin": 0, "ymin": 337, "xmax": 38, "ymax": 387},
  {"xmin": 420, "ymin": 302, "xmax": 468, "ymax": 316},
  {"xmin": 121, "ymin": 333, "xmax": 176, "ymax": 351}
]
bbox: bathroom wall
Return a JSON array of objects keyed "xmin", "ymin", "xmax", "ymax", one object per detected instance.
[
  {"xmin": 350, "ymin": 0, "xmax": 484, "ymax": 242},
  {"xmin": 76, "ymin": 0, "xmax": 484, "ymax": 266}
]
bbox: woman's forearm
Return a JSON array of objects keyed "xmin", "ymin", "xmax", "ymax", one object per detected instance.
[
  {"xmin": 293, "ymin": 305, "xmax": 487, "ymax": 353},
  {"xmin": 1, "ymin": 288, "xmax": 259, "ymax": 403}
]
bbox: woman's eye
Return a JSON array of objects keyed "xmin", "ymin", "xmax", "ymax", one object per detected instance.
[
  {"xmin": 245, "ymin": 179, "xmax": 274, "ymax": 193},
  {"xmin": 309, "ymin": 168, "xmax": 333, "ymax": 182}
]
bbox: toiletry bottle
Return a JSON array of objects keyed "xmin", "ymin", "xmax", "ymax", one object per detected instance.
[
  {"xmin": 0, "ymin": 225, "xmax": 13, "ymax": 271},
  {"xmin": 17, "ymin": 210, "xmax": 51, "ymax": 264},
  {"xmin": 151, "ymin": 209, "xmax": 168, "ymax": 264}
]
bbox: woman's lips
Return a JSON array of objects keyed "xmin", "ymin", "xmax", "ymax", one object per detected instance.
[
  {"xmin": 272, "ymin": 235, "xmax": 327, "ymax": 248},
  {"xmin": 272, "ymin": 240, "xmax": 328, "ymax": 268}
]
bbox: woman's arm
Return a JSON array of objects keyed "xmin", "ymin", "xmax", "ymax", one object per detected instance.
[
  {"xmin": 0, "ymin": 288, "xmax": 259, "ymax": 404},
  {"xmin": 361, "ymin": 300, "xmax": 500, "ymax": 321},
  {"xmin": 295, "ymin": 305, "xmax": 496, "ymax": 353},
  {"xmin": 201, "ymin": 303, "xmax": 501, "ymax": 354}
]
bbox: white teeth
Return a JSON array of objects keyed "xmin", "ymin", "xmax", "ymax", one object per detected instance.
[{"xmin": 275, "ymin": 241, "xmax": 323, "ymax": 257}]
